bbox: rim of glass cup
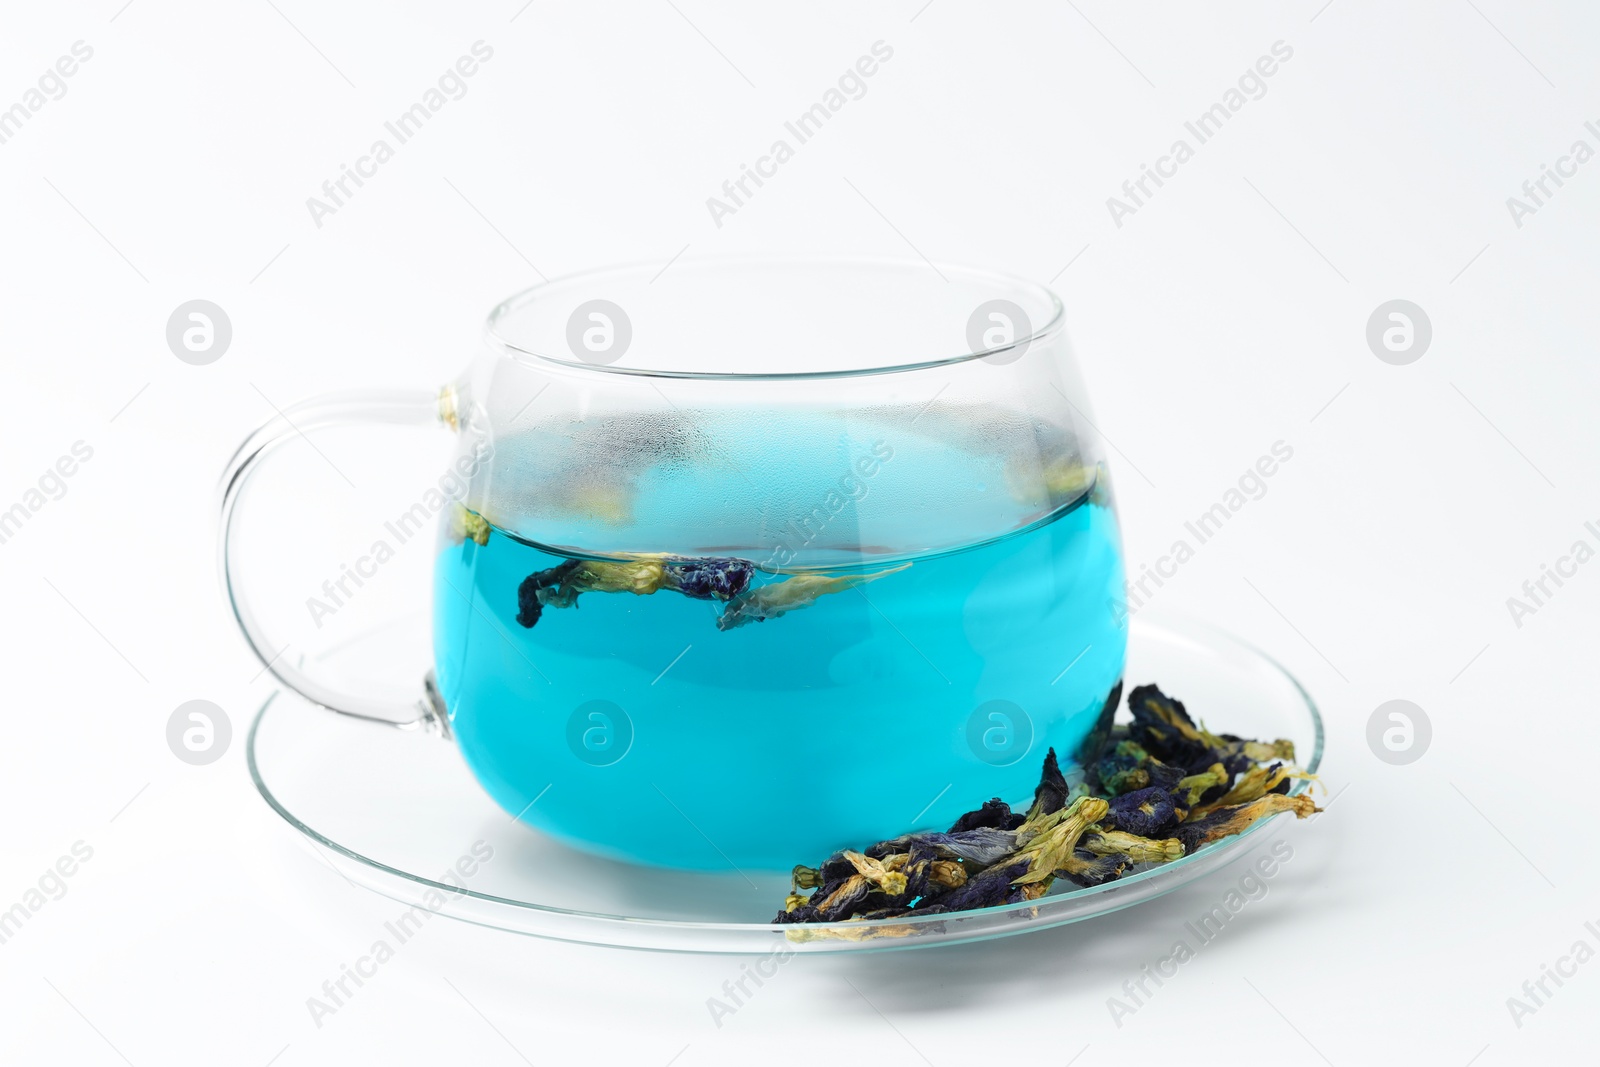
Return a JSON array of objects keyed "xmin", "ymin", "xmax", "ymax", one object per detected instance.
[
  {"xmin": 481, "ymin": 254, "xmax": 1068, "ymax": 381},
  {"xmin": 247, "ymin": 612, "xmax": 1324, "ymax": 952}
]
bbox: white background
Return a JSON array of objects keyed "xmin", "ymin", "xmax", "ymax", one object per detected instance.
[{"xmin": 3, "ymin": 1, "xmax": 1598, "ymax": 1063}]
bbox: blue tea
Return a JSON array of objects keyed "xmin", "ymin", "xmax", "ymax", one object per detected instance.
[{"xmin": 433, "ymin": 411, "xmax": 1127, "ymax": 870}]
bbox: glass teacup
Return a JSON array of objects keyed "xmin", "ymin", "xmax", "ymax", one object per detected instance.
[{"xmin": 221, "ymin": 257, "xmax": 1127, "ymax": 870}]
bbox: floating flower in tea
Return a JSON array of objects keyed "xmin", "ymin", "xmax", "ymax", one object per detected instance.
[
  {"xmin": 715, "ymin": 563, "xmax": 911, "ymax": 631},
  {"xmin": 447, "ymin": 504, "xmax": 492, "ymax": 546},
  {"xmin": 664, "ymin": 557, "xmax": 755, "ymax": 601},
  {"xmin": 513, "ymin": 554, "xmax": 757, "ymax": 628}
]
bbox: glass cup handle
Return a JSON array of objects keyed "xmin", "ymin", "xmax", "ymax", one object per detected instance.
[{"xmin": 218, "ymin": 387, "xmax": 453, "ymax": 735}]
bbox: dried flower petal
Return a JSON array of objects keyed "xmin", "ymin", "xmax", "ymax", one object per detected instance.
[
  {"xmin": 1060, "ymin": 849, "xmax": 1129, "ymax": 887},
  {"xmin": 1081, "ymin": 830, "xmax": 1184, "ymax": 864},
  {"xmin": 448, "ymin": 504, "xmax": 491, "ymax": 546},
  {"xmin": 773, "ymin": 904, "xmax": 821, "ymax": 925},
  {"xmin": 1188, "ymin": 762, "xmax": 1305, "ymax": 818},
  {"xmin": 773, "ymin": 685, "xmax": 1316, "ymax": 930},
  {"xmin": 1241, "ymin": 738, "xmax": 1297, "ymax": 762},
  {"xmin": 567, "ymin": 558, "xmax": 669, "ymax": 596},
  {"xmin": 514, "ymin": 559, "xmax": 579, "ymax": 627},
  {"xmin": 1128, "ymin": 685, "xmax": 1233, "ymax": 772},
  {"xmin": 664, "ymin": 557, "xmax": 755, "ymax": 601},
  {"xmin": 791, "ymin": 864, "xmax": 823, "ymax": 891},
  {"xmin": 514, "ymin": 554, "xmax": 756, "ymax": 628},
  {"xmin": 891, "ymin": 847, "xmax": 963, "ymax": 902},
  {"xmin": 842, "ymin": 850, "xmax": 908, "ymax": 898},
  {"xmin": 1016, "ymin": 880, "xmax": 1053, "ymax": 901},
  {"xmin": 806, "ymin": 874, "xmax": 874, "ymax": 922},
  {"xmin": 1176, "ymin": 793, "xmax": 1320, "ymax": 852},
  {"xmin": 1174, "ymin": 762, "xmax": 1232, "ymax": 808},
  {"xmin": 1093, "ymin": 740, "xmax": 1186, "ymax": 796},
  {"xmin": 1073, "ymin": 681, "xmax": 1125, "ymax": 767},
  {"xmin": 1025, "ymin": 747, "xmax": 1073, "ymax": 820},
  {"xmin": 716, "ymin": 563, "xmax": 911, "ymax": 631},
  {"xmin": 1100, "ymin": 786, "xmax": 1183, "ymax": 838},
  {"xmin": 1041, "ymin": 458, "xmax": 1097, "ymax": 500},
  {"xmin": 1094, "ymin": 758, "xmax": 1149, "ymax": 796},
  {"xmin": 924, "ymin": 860, "xmax": 1030, "ymax": 911},
  {"xmin": 947, "ymin": 798, "xmax": 1025, "ymax": 833},
  {"xmin": 1011, "ymin": 796, "xmax": 1110, "ymax": 885},
  {"xmin": 870, "ymin": 828, "xmax": 1020, "ymax": 868}
]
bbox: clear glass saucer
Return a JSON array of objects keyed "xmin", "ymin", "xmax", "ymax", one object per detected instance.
[{"xmin": 248, "ymin": 613, "xmax": 1322, "ymax": 954}]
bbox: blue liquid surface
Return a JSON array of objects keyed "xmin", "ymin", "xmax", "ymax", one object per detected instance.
[{"xmin": 433, "ymin": 418, "xmax": 1127, "ymax": 870}]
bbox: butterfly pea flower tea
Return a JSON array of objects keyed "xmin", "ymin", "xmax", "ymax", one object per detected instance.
[
  {"xmin": 433, "ymin": 409, "xmax": 1126, "ymax": 867},
  {"xmin": 221, "ymin": 259, "xmax": 1142, "ymax": 871}
]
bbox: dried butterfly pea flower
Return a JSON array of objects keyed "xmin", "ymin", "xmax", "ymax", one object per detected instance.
[
  {"xmin": 1099, "ymin": 786, "xmax": 1184, "ymax": 838},
  {"xmin": 1025, "ymin": 747, "xmax": 1074, "ymax": 819},
  {"xmin": 565, "ymin": 558, "xmax": 670, "ymax": 596},
  {"xmin": 514, "ymin": 554, "xmax": 756, "ymax": 628},
  {"xmin": 514, "ymin": 559, "xmax": 580, "ymax": 627},
  {"xmin": 716, "ymin": 563, "xmax": 911, "ymax": 631},
  {"xmin": 1060, "ymin": 849, "xmax": 1129, "ymax": 888},
  {"xmin": 774, "ymin": 690, "xmax": 1317, "ymax": 929},
  {"xmin": 1175, "ymin": 793, "xmax": 1320, "ymax": 853},
  {"xmin": 1174, "ymin": 763, "xmax": 1232, "ymax": 808},
  {"xmin": 1081, "ymin": 830, "xmax": 1184, "ymax": 865},
  {"xmin": 1128, "ymin": 684, "xmax": 1213, "ymax": 742},
  {"xmin": 1015, "ymin": 880, "xmax": 1053, "ymax": 902},
  {"xmin": 775, "ymin": 848, "xmax": 920, "ymax": 924},
  {"xmin": 1241, "ymin": 738, "xmax": 1297, "ymax": 762},
  {"xmin": 1093, "ymin": 753, "xmax": 1150, "ymax": 795},
  {"xmin": 868, "ymin": 827, "xmax": 1021, "ymax": 868},
  {"xmin": 790, "ymin": 864, "xmax": 823, "ymax": 891},
  {"xmin": 946, "ymin": 797, "xmax": 1025, "ymax": 833},
  {"xmin": 813, "ymin": 852, "xmax": 861, "ymax": 890},
  {"xmin": 774, "ymin": 903, "xmax": 821, "ymax": 925},
  {"xmin": 892, "ymin": 853, "xmax": 933, "ymax": 902},
  {"xmin": 1074, "ymin": 682, "xmax": 1125, "ymax": 768},
  {"xmin": 447, "ymin": 504, "xmax": 491, "ymax": 546},
  {"xmin": 1010, "ymin": 796, "xmax": 1111, "ymax": 885},
  {"xmin": 515, "ymin": 590, "xmax": 543, "ymax": 628},
  {"xmin": 663, "ymin": 557, "xmax": 754, "ymax": 601},
  {"xmin": 885, "ymin": 847, "xmax": 966, "ymax": 903},
  {"xmin": 1093, "ymin": 740, "xmax": 1187, "ymax": 796},
  {"xmin": 1130, "ymin": 685, "xmax": 1298, "ymax": 781},
  {"xmin": 1041, "ymin": 457, "xmax": 1097, "ymax": 501},
  {"xmin": 805, "ymin": 873, "xmax": 875, "ymax": 922},
  {"xmin": 1005, "ymin": 456, "xmax": 1111, "ymax": 512},
  {"xmin": 922, "ymin": 860, "xmax": 1032, "ymax": 912},
  {"xmin": 841, "ymin": 850, "xmax": 908, "ymax": 897},
  {"xmin": 1128, "ymin": 685, "xmax": 1242, "ymax": 776},
  {"xmin": 1187, "ymin": 762, "xmax": 1304, "ymax": 819}
]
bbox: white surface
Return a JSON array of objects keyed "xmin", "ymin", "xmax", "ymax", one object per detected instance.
[{"xmin": 2, "ymin": 1, "xmax": 1597, "ymax": 1063}]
